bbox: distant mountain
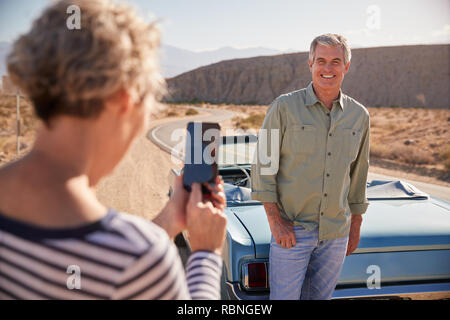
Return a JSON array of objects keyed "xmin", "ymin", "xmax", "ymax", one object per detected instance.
[
  {"xmin": 160, "ymin": 45, "xmax": 283, "ymax": 78},
  {"xmin": 166, "ymin": 44, "xmax": 450, "ymax": 109},
  {"xmin": 0, "ymin": 41, "xmax": 284, "ymax": 81}
]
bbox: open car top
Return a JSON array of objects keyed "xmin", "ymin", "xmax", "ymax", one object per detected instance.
[
  {"xmin": 366, "ymin": 180, "xmax": 429, "ymax": 200},
  {"xmin": 224, "ymin": 180, "xmax": 430, "ymax": 205}
]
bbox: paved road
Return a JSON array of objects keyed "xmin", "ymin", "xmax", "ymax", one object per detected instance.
[
  {"xmin": 368, "ymin": 172, "xmax": 450, "ymax": 201},
  {"xmin": 148, "ymin": 106, "xmax": 236, "ymax": 160},
  {"xmin": 149, "ymin": 107, "xmax": 450, "ymax": 202}
]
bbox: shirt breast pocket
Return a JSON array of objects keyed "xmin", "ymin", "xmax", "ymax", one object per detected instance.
[
  {"xmin": 343, "ymin": 128, "xmax": 362, "ymax": 161},
  {"xmin": 286, "ymin": 124, "xmax": 317, "ymax": 155}
]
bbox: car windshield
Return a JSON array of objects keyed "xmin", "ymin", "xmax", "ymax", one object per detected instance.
[{"xmin": 218, "ymin": 140, "xmax": 256, "ymax": 166}]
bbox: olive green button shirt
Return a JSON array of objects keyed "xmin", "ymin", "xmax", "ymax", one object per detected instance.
[{"xmin": 251, "ymin": 82, "xmax": 370, "ymax": 240}]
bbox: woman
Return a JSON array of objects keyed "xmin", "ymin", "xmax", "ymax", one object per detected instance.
[{"xmin": 0, "ymin": 0, "xmax": 227, "ymax": 299}]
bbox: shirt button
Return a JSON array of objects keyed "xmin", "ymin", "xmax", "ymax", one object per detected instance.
[
  {"xmin": 326, "ymin": 173, "xmax": 330, "ymax": 177},
  {"xmin": 329, "ymin": 133, "xmax": 332, "ymax": 137},
  {"xmin": 324, "ymin": 193, "xmax": 328, "ymax": 197},
  {"xmin": 328, "ymin": 152, "xmax": 331, "ymax": 156},
  {"xmin": 327, "ymin": 113, "xmax": 330, "ymax": 116},
  {"xmin": 320, "ymin": 212, "xmax": 324, "ymax": 216}
]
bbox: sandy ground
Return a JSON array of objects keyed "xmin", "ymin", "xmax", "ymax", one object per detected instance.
[
  {"xmin": 95, "ymin": 112, "xmax": 224, "ymax": 221},
  {"xmin": 95, "ymin": 125, "xmax": 175, "ymax": 221},
  {"xmin": 95, "ymin": 111, "xmax": 241, "ymax": 221}
]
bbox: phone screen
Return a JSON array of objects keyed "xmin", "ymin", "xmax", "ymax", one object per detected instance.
[{"xmin": 183, "ymin": 122, "xmax": 221, "ymax": 193}]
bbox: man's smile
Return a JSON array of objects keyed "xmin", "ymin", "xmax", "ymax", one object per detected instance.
[{"xmin": 320, "ymin": 74, "xmax": 336, "ymax": 79}]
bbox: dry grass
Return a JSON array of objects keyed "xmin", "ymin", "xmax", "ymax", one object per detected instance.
[
  {"xmin": 0, "ymin": 95, "xmax": 37, "ymax": 164},
  {"xmin": 368, "ymin": 107, "xmax": 449, "ymax": 172},
  {"xmin": 390, "ymin": 144, "xmax": 434, "ymax": 165},
  {"xmin": 151, "ymin": 104, "xmax": 192, "ymax": 120},
  {"xmin": 440, "ymin": 145, "xmax": 450, "ymax": 170}
]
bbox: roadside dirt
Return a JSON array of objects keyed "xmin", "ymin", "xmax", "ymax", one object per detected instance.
[{"xmin": 96, "ymin": 111, "xmax": 212, "ymax": 221}]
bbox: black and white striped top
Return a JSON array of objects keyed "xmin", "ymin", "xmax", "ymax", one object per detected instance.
[{"xmin": 0, "ymin": 208, "xmax": 222, "ymax": 300}]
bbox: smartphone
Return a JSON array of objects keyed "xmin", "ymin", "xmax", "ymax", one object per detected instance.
[{"xmin": 183, "ymin": 122, "xmax": 221, "ymax": 194}]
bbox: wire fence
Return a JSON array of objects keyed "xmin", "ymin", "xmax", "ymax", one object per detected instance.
[{"xmin": 1, "ymin": 91, "xmax": 25, "ymax": 156}]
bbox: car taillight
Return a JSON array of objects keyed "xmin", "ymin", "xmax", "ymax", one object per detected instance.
[{"xmin": 242, "ymin": 262, "xmax": 269, "ymax": 290}]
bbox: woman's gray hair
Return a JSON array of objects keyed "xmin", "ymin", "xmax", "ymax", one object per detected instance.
[
  {"xmin": 309, "ymin": 33, "xmax": 351, "ymax": 64},
  {"xmin": 7, "ymin": 0, "xmax": 165, "ymax": 126}
]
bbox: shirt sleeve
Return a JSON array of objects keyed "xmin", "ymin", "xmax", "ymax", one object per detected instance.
[
  {"xmin": 348, "ymin": 115, "xmax": 370, "ymax": 215},
  {"xmin": 112, "ymin": 236, "xmax": 222, "ymax": 300},
  {"xmin": 251, "ymin": 98, "xmax": 284, "ymax": 203},
  {"xmin": 185, "ymin": 251, "xmax": 223, "ymax": 300}
]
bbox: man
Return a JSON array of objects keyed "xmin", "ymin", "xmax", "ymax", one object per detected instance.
[{"xmin": 251, "ymin": 34, "xmax": 370, "ymax": 300}]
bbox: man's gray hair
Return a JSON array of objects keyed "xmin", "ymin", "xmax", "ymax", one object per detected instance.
[{"xmin": 309, "ymin": 33, "xmax": 351, "ymax": 65}]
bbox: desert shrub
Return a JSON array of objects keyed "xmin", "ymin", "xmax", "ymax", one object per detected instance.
[
  {"xmin": 371, "ymin": 142, "xmax": 434, "ymax": 165},
  {"xmin": 370, "ymin": 118, "xmax": 381, "ymax": 128},
  {"xmin": 0, "ymin": 136, "xmax": 17, "ymax": 155},
  {"xmin": 381, "ymin": 122, "xmax": 397, "ymax": 131},
  {"xmin": 0, "ymin": 118, "xmax": 8, "ymax": 130},
  {"xmin": 185, "ymin": 108, "xmax": 199, "ymax": 116},
  {"xmin": 233, "ymin": 112, "xmax": 265, "ymax": 130},
  {"xmin": 370, "ymin": 143, "xmax": 391, "ymax": 159},
  {"xmin": 439, "ymin": 146, "xmax": 450, "ymax": 170},
  {"xmin": 391, "ymin": 145, "xmax": 434, "ymax": 165}
]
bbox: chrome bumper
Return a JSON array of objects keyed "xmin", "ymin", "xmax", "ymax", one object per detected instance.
[{"xmin": 224, "ymin": 281, "xmax": 450, "ymax": 300}]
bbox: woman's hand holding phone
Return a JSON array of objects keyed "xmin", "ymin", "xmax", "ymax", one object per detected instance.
[
  {"xmin": 154, "ymin": 173, "xmax": 226, "ymax": 254},
  {"xmin": 186, "ymin": 178, "xmax": 227, "ymax": 255}
]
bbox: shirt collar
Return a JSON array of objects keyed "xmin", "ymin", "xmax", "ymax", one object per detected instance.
[{"xmin": 306, "ymin": 82, "xmax": 344, "ymax": 111}]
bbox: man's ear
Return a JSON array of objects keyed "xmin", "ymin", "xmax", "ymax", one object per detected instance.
[
  {"xmin": 105, "ymin": 89, "xmax": 132, "ymax": 116},
  {"xmin": 343, "ymin": 61, "xmax": 351, "ymax": 75},
  {"xmin": 308, "ymin": 59, "xmax": 313, "ymax": 73}
]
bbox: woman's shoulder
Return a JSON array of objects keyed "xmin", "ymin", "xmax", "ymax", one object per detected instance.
[
  {"xmin": 0, "ymin": 206, "xmax": 172, "ymax": 259},
  {"xmin": 96, "ymin": 209, "xmax": 172, "ymax": 255}
]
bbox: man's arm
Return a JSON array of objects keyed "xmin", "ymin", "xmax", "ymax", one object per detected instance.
[
  {"xmin": 251, "ymin": 98, "xmax": 283, "ymax": 203},
  {"xmin": 263, "ymin": 202, "xmax": 296, "ymax": 249},
  {"xmin": 251, "ymin": 98, "xmax": 295, "ymax": 249},
  {"xmin": 346, "ymin": 116, "xmax": 370, "ymax": 255},
  {"xmin": 346, "ymin": 214, "xmax": 363, "ymax": 256}
]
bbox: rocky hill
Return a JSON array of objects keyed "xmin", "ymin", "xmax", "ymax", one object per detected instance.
[{"xmin": 166, "ymin": 44, "xmax": 449, "ymax": 109}]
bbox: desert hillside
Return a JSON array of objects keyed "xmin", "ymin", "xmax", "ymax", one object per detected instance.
[{"xmin": 166, "ymin": 44, "xmax": 450, "ymax": 109}]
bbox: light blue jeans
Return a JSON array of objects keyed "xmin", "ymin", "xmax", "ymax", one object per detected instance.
[{"xmin": 269, "ymin": 225, "xmax": 349, "ymax": 300}]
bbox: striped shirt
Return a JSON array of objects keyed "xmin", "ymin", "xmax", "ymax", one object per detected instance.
[{"xmin": 0, "ymin": 208, "xmax": 222, "ymax": 300}]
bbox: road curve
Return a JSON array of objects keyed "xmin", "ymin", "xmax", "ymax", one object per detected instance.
[{"xmin": 148, "ymin": 106, "xmax": 237, "ymax": 160}]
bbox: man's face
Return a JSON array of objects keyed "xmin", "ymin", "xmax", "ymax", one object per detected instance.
[{"xmin": 309, "ymin": 44, "xmax": 350, "ymax": 92}]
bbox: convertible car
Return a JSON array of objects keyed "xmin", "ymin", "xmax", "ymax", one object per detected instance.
[{"xmin": 173, "ymin": 135, "xmax": 450, "ymax": 300}]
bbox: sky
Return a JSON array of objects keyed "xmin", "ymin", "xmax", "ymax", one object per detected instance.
[{"xmin": 0, "ymin": 0, "xmax": 449, "ymax": 52}]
